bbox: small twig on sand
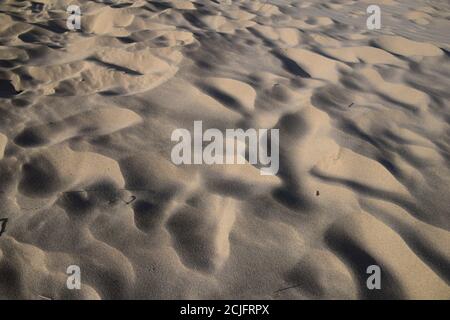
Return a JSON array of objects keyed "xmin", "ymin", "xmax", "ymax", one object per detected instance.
[{"xmin": 273, "ymin": 284, "xmax": 302, "ymax": 294}]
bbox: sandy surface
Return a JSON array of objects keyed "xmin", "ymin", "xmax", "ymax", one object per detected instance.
[{"xmin": 0, "ymin": 0, "xmax": 449, "ymax": 299}]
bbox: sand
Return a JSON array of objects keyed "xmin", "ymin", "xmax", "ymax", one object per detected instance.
[{"xmin": 0, "ymin": 0, "xmax": 449, "ymax": 300}]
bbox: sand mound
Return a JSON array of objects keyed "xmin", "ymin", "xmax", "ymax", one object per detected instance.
[
  {"xmin": 282, "ymin": 48, "xmax": 351, "ymax": 82},
  {"xmin": 326, "ymin": 211, "xmax": 449, "ymax": 299},
  {"xmin": 405, "ymin": 11, "xmax": 432, "ymax": 25},
  {"xmin": 375, "ymin": 35, "xmax": 443, "ymax": 57},
  {"xmin": 167, "ymin": 193, "xmax": 237, "ymax": 273},
  {"xmin": 19, "ymin": 146, "xmax": 125, "ymax": 198},
  {"xmin": 322, "ymin": 46, "xmax": 404, "ymax": 66},
  {"xmin": 200, "ymin": 77, "xmax": 257, "ymax": 114},
  {"xmin": 15, "ymin": 106, "xmax": 142, "ymax": 147}
]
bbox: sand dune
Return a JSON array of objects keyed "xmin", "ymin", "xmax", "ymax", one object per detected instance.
[{"xmin": 0, "ymin": 0, "xmax": 449, "ymax": 300}]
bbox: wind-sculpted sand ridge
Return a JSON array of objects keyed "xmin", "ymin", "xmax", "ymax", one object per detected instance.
[
  {"xmin": 0, "ymin": 0, "xmax": 449, "ymax": 299},
  {"xmin": 14, "ymin": 106, "xmax": 142, "ymax": 147}
]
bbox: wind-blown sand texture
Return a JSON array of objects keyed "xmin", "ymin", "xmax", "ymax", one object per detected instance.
[{"xmin": 0, "ymin": 0, "xmax": 449, "ymax": 299}]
